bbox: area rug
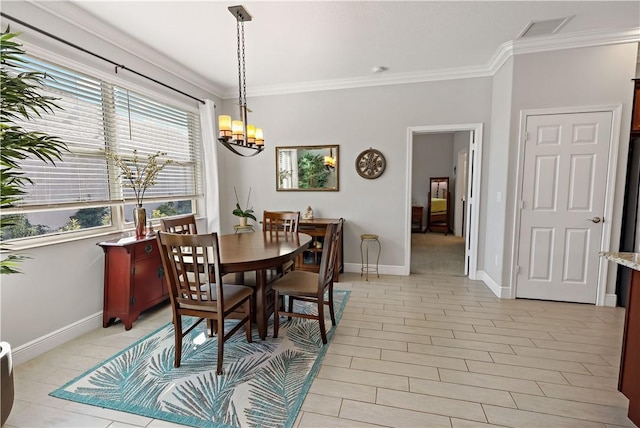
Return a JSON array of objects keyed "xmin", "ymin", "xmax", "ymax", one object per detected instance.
[{"xmin": 50, "ymin": 290, "xmax": 350, "ymax": 428}]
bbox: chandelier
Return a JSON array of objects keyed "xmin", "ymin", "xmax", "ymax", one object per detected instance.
[{"xmin": 217, "ymin": 5, "xmax": 264, "ymax": 157}]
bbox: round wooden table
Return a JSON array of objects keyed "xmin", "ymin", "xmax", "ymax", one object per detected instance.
[{"xmin": 218, "ymin": 231, "xmax": 312, "ymax": 339}]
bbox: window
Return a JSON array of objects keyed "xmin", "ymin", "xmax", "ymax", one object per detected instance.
[{"xmin": 1, "ymin": 55, "xmax": 202, "ymax": 242}]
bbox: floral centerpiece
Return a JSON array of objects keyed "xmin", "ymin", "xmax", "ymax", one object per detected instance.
[
  {"xmin": 106, "ymin": 149, "xmax": 173, "ymax": 238},
  {"xmin": 233, "ymin": 186, "xmax": 256, "ymax": 227}
]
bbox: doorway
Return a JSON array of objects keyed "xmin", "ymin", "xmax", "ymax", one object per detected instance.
[{"xmin": 405, "ymin": 124, "xmax": 483, "ymax": 279}]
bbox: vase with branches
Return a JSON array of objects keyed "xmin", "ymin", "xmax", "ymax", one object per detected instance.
[{"xmin": 106, "ymin": 149, "xmax": 173, "ymax": 238}]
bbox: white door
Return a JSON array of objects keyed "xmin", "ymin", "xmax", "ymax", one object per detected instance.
[
  {"xmin": 464, "ymin": 131, "xmax": 477, "ymax": 276},
  {"xmin": 516, "ymin": 111, "xmax": 612, "ymax": 303},
  {"xmin": 455, "ymin": 148, "xmax": 468, "ymax": 237}
]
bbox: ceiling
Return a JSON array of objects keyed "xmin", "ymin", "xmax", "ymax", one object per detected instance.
[{"xmin": 61, "ymin": 1, "xmax": 640, "ymax": 98}]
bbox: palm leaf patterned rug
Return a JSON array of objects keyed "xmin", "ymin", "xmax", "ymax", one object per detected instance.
[{"xmin": 50, "ymin": 290, "xmax": 350, "ymax": 428}]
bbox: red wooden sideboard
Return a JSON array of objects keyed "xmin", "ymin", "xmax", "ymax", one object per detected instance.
[{"xmin": 98, "ymin": 236, "xmax": 168, "ymax": 330}]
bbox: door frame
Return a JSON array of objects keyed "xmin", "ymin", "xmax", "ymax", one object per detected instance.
[
  {"xmin": 510, "ymin": 105, "xmax": 622, "ymax": 305},
  {"xmin": 405, "ymin": 123, "xmax": 483, "ymax": 279}
]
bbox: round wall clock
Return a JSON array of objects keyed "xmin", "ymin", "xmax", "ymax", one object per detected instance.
[{"xmin": 355, "ymin": 148, "xmax": 386, "ymax": 179}]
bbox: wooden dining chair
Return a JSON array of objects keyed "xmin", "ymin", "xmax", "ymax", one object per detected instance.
[
  {"xmin": 262, "ymin": 210, "xmax": 300, "ymax": 233},
  {"xmin": 263, "ymin": 210, "xmax": 301, "ymax": 278},
  {"xmin": 156, "ymin": 231, "xmax": 253, "ymax": 375},
  {"xmin": 160, "ymin": 214, "xmax": 198, "ymax": 234},
  {"xmin": 272, "ymin": 219, "xmax": 343, "ymax": 344}
]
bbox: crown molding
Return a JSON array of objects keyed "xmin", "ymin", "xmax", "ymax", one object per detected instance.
[
  {"xmin": 28, "ymin": 0, "xmax": 224, "ymax": 98},
  {"xmin": 229, "ymin": 65, "xmax": 495, "ymax": 99}
]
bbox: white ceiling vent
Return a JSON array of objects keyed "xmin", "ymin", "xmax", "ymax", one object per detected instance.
[{"xmin": 518, "ymin": 16, "xmax": 573, "ymax": 39}]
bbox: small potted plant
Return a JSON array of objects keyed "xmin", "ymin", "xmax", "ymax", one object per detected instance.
[{"xmin": 233, "ymin": 186, "xmax": 256, "ymax": 227}]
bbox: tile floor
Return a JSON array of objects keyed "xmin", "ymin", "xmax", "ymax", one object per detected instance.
[{"xmin": 5, "ymin": 272, "xmax": 636, "ymax": 428}]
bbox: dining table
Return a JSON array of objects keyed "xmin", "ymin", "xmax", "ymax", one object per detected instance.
[{"xmin": 217, "ymin": 230, "xmax": 312, "ymax": 339}]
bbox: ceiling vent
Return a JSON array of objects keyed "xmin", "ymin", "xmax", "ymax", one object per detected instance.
[{"xmin": 518, "ymin": 16, "xmax": 573, "ymax": 39}]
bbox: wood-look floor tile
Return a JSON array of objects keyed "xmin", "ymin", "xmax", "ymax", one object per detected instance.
[
  {"xmin": 531, "ymin": 338, "xmax": 621, "ymax": 356},
  {"xmin": 409, "ymin": 378, "xmax": 517, "ymax": 408},
  {"xmin": 483, "ymin": 404, "xmax": 609, "ymax": 428},
  {"xmin": 561, "ymin": 372, "xmax": 619, "ymax": 391},
  {"xmin": 450, "ymin": 417, "xmax": 510, "ymax": 427},
  {"xmin": 405, "ymin": 318, "xmax": 476, "ymax": 332},
  {"xmin": 510, "ymin": 345, "xmax": 611, "ymax": 365},
  {"xmin": 339, "ymin": 399, "xmax": 451, "ymax": 427},
  {"xmin": 490, "ymin": 352, "xmax": 591, "ymax": 374},
  {"xmin": 321, "ymin": 353, "xmax": 353, "ymax": 368},
  {"xmin": 376, "ymin": 388, "xmax": 487, "ymax": 422},
  {"xmin": 444, "ymin": 310, "xmax": 512, "ymax": 321},
  {"xmin": 453, "ymin": 331, "xmax": 536, "ymax": 347},
  {"xmin": 317, "ymin": 366, "xmax": 409, "ymax": 391},
  {"xmin": 511, "ymin": 392, "xmax": 634, "ymax": 425},
  {"xmin": 473, "ymin": 326, "xmax": 556, "ymax": 340},
  {"xmin": 466, "ymin": 360, "xmax": 569, "ymax": 384},
  {"xmin": 358, "ymin": 328, "xmax": 433, "ymax": 345},
  {"xmin": 343, "ymin": 312, "xmax": 405, "ymax": 326},
  {"xmin": 327, "ymin": 343, "xmax": 382, "ymax": 359},
  {"xmin": 383, "ymin": 323, "xmax": 455, "ymax": 339},
  {"xmin": 298, "ymin": 412, "xmax": 381, "ymax": 427},
  {"xmin": 300, "ymin": 392, "xmax": 342, "ymax": 416},
  {"xmin": 431, "ymin": 337, "xmax": 514, "ymax": 354},
  {"xmin": 308, "ymin": 378, "xmax": 377, "ymax": 402},
  {"xmin": 363, "ymin": 307, "xmax": 426, "ymax": 320},
  {"xmin": 408, "ymin": 342, "xmax": 493, "ymax": 362},
  {"xmin": 439, "ymin": 368, "xmax": 544, "ymax": 395},
  {"xmin": 492, "ymin": 320, "xmax": 576, "ymax": 333},
  {"xmin": 426, "ymin": 313, "xmax": 496, "ymax": 327},
  {"xmin": 350, "ymin": 357, "xmax": 440, "ymax": 380},
  {"xmin": 332, "ymin": 334, "xmax": 407, "ymax": 351},
  {"xmin": 537, "ymin": 382, "xmax": 629, "ymax": 407},
  {"xmin": 382, "ymin": 349, "xmax": 468, "ymax": 371}
]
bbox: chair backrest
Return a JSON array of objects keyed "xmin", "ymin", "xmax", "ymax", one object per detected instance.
[
  {"xmin": 160, "ymin": 214, "xmax": 198, "ymax": 235},
  {"xmin": 317, "ymin": 218, "xmax": 343, "ymax": 292},
  {"xmin": 156, "ymin": 232, "xmax": 224, "ymax": 312},
  {"xmin": 262, "ymin": 210, "xmax": 300, "ymax": 233}
]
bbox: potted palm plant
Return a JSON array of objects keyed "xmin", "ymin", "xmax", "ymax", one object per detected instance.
[
  {"xmin": 232, "ymin": 186, "xmax": 256, "ymax": 227},
  {"xmin": 1, "ymin": 27, "xmax": 68, "ymax": 426}
]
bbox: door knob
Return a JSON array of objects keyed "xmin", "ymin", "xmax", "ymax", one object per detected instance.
[{"xmin": 588, "ymin": 217, "xmax": 602, "ymax": 223}]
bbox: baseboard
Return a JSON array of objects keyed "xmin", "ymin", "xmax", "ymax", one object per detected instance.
[
  {"xmin": 12, "ymin": 312, "xmax": 103, "ymax": 366},
  {"xmin": 604, "ymin": 293, "xmax": 617, "ymax": 307},
  {"xmin": 343, "ymin": 263, "xmax": 407, "ymax": 277},
  {"xmin": 478, "ymin": 270, "xmax": 511, "ymax": 298}
]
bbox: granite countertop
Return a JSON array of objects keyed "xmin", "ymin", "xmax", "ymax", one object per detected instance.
[{"xmin": 600, "ymin": 252, "xmax": 640, "ymax": 271}]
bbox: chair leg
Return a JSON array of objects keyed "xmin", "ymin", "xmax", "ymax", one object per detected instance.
[
  {"xmin": 216, "ymin": 315, "xmax": 224, "ymax": 375},
  {"xmin": 287, "ymin": 295, "xmax": 294, "ymax": 321},
  {"xmin": 328, "ymin": 284, "xmax": 336, "ymax": 326},
  {"xmin": 273, "ymin": 290, "xmax": 280, "ymax": 338},
  {"xmin": 317, "ymin": 301, "xmax": 327, "ymax": 344},
  {"xmin": 174, "ymin": 315, "xmax": 183, "ymax": 368},
  {"xmin": 207, "ymin": 319, "xmax": 217, "ymax": 337},
  {"xmin": 245, "ymin": 299, "xmax": 252, "ymax": 343}
]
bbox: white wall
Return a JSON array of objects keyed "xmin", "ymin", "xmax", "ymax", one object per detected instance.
[
  {"xmin": 412, "ymin": 133, "xmax": 455, "ymax": 209},
  {"xmin": 503, "ymin": 43, "xmax": 638, "ymax": 296},
  {"xmin": 484, "ymin": 57, "xmax": 514, "ymax": 286},
  {"xmin": 216, "ymin": 79, "xmax": 494, "ymax": 271}
]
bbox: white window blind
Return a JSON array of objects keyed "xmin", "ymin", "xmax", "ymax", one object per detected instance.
[{"xmin": 10, "ymin": 55, "xmax": 202, "ymax": 209}]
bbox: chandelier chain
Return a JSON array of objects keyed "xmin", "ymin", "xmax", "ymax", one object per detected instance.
[
  {"xmin": 241, "ymin": 20, "xmax": 247, "ymax": 110},
  {"xmin": 236, "ymin": 19, "xmax": 243, "ymax": 109}
]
